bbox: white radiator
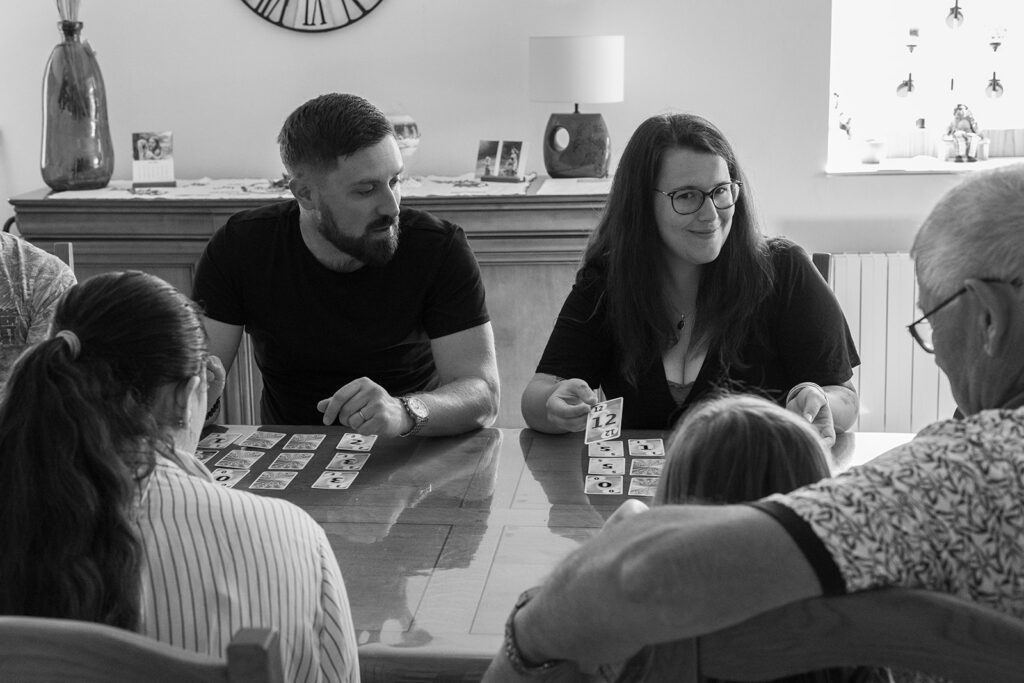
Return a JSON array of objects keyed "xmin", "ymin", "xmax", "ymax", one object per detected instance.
[{"xmin": 828, "ymin": 253, "xmax": 957, "ymax": 433}]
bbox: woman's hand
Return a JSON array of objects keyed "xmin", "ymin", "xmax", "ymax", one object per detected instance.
[
  {"xmin": 785, "ymin": 382, "xmax": 836, "ymax": 447},
  {"xmin": 546, "ymin": 378, "xmax": 599, "ymax": 433}
]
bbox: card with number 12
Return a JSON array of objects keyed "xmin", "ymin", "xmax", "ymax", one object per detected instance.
[{"xmin": 585, "ymin": 397, "xmax": 623, "ymax": 444}]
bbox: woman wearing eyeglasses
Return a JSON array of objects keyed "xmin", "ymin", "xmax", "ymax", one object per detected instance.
[{"xmin": 521, "ymin": 113, "xmax": 859, "ymax": 443}]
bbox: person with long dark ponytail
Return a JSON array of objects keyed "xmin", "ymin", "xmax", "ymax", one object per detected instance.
[
  {"xmin": 0, "ymin": 271, "xmax": 358, "ymax": 682},
  {"xmin": 522, "ymin": 113, "xmax": 860, "ymax": 443}
]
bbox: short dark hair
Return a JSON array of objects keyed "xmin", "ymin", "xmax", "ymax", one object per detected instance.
[
  {"xmin": 278, "ymin": 92, "xmax": 394, "ymax": 176},
  {"xmin": 655, "ymin": 393, "xmax": 830, "ymax": 505}
]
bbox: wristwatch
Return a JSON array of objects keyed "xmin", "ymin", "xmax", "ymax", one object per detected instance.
[
  {"xmin": 504, "ymin": 586, "xmax": 565, "ymax": 676},
  {"xmin": 398, "ymin": 395, "xmax": 429, "ymax": 437}
]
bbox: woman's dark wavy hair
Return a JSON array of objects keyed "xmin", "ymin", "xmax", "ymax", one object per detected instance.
[
  {"xmin": 580, "ymin": 113, "xmax": 774, "ymax": 385},
  {"xmin": 0, "ymin": 271, "xmax": 206, "ymax": 630}
]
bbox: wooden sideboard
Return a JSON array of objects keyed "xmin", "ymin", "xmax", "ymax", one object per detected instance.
[{"xmin": 9, "ymin": 187, "xmax": 607, "ymax": 427}]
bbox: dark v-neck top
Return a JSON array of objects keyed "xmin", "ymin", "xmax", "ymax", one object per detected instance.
[{"xmin": 536, "ymin": 239, "xmax": 860, "ymax": 429}]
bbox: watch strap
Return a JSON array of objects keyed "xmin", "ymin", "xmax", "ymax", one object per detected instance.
[
  {"xmin": 504, "ymin": 586, "xmax": 565, "ymax": 676},
  {"xmin": 398, "ymin": 396, "xmax": 427, "ymax": 437}
]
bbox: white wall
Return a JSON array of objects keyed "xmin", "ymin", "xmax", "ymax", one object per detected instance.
[{"xmin": 1, "ymin": 0, "xmax": 967, "ymax": 252}]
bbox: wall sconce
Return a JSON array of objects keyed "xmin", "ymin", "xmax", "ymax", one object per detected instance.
[
  {"xmin": 946, "ymin": 1, "xmax": 964, "ymax": 29},
  {"xmin": 529, "ymin": 35, "xmax": 625, "ymax": 178},
  {"xmin": 906, "ymin": 27, "xmax": 919, "ymax": 53},
  {"xmin": 896, "ymin": 73, "xmax": 915, "ymax": 97},
  {"xmin": 986, "ymin": 72, "xmax": 1004, "ymax": 98}
]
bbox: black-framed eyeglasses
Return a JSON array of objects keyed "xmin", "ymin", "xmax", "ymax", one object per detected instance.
[
  {"xmin": 907, "ymin": 276, "xmax": 1022, "ymax": 353},
  {"xmin": 654, "ymin": 181, "xmax": 742, "ymax": 216}
]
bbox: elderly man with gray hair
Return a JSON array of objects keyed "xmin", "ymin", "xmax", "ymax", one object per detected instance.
[{"xmin": 485, "ymin": 163, "xmax": 1024, "ymax": 680}]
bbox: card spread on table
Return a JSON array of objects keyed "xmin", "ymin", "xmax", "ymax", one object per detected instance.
[
  {"xmin": 311, "ymin": 471, "xmax": 358, "ymax": 490},
  {"xmin": 629, "ymin": 459, "xmax": 665, "ymax": 476},
  {"xmin": 237, "ymin": 431, "xmax": 287, "ymax": 449},
  {"xmin": 210, "ymin": 468, "xmax": 248, "ymax": 488},
  {"xmin": 585, "ymin": 397, "xmax": 623, "ymax": 444},
  {"xmin": 628, "ymin": 477, "xmax": 660, "ymax": 497},
  {"xmin": 336, "ymin": 433, "xmax": 376, "ymax": 452},
  {"xmin": 249, "ymin": 471, "xmax": 297, "ymax": 490},
  {"xmin": 282, "ymin": 433, "xmax": 326, "ymax": 450},
  {"xmin": 195, "ymin": 449, "xmax": 219, "ymax": 464},
  {"xmin": 587, "ymin": 440, "xmax": 624, "ymax": 458},
  {"xmin": 326, "ymin": 453, "xmax": 370, "ymax": 471},
  {"xmin": 584, "ymin": 474, "xmax": 623, "ymax": 495},
  {"xmin": 216, "ymin": 449, "xmax": 264, "ymax": 469},
  {"xmin": 588, "ymin": 457, "xmax": 626, "ymax": 475},
  {"xmin": 269, "ymin": 452, "xmax": 314, "ymax": 470},
  {"xmin": 197, "ymin": 432, "xmax": 242, "ymax": 449},
  {"xmin": 628, "ymin": 438, "xmax": 665, "ymax": 456}
]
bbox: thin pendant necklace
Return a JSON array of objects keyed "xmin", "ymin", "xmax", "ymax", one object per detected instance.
[{"xmin": 676, "ymin": 313, "xmax": 686, "ymax": 331}]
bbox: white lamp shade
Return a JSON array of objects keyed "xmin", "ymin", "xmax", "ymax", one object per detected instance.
[{"xmin": 529, "ymin": 35, "xmax": 625, "ymax": 104}]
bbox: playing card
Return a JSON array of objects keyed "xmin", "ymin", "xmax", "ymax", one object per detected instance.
[
  {"xmin": 210, "ymin": 468, "xmax": 248, "ymax": 488},
  {"xmin": 628, "ymin": 438, "xmax": 666, "ymax": 456},
  {"xmin": 269, "ymin": 452, "xmax": 314, "ymax": 470},
  {"xmin": 195, "ymin": 449, "xmax": 219, "ymax": 464},
  {"xmin": 585, "ymin": 397, "xmax": 623, "ymax": 444},
  {"xmin": 584, "ymin": 474, "xmax": 624, "ymax": 495},
  {"xmin": 249, "ymin": 471, "xmax": 297, "ymax": 490},
  {"xmin": 282, "ymin": 433, "xmax": 326, "ymax": 450},
  {"xmin": 588, "ymin": 457, "xmax": 626, "ymax": 475},
  {"xmin": 630, "ymin": 459, "xmax": 665, "ymax": 476},
  {"xmin": 311, "ymin": 471, "xmax": 358, "ymax": 490},
  {"xmin": 628, "ymin": 477, "xmax": 660, "ymax": 497},
  {"xmin": 326, "ymin": 453, "xmax": 370, "ymax": 471},
  {"xmin": 197, "ymin": 432, "xmax": 242, "ymax": 449},
  {"xmin": 337, "ymin": 433, "xmax": 377, "ymax": 452},
  {"xmin": 587, "ymin": 441, "xmax": 624, "ymax": 457},
  {"xmin": 237, "ymin": 431, "xmax": 287, "ymax": 449},
  {"xmin": 216, "ymin": 449, "xmax": 264, "ymax": 469}
]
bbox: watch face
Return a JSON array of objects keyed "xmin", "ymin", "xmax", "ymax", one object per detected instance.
[
  {"xmin": 241, "ymin": 0, "xmax": 386, "ymax": 33},
  {"xmin": 406, "ymin": 396, "xmax": 428, "ymax": 420}
]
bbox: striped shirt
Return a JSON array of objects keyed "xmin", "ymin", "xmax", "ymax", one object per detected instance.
[{"xmin": 136, "ymin": 452, "xmax": 359, "ymax": 682}]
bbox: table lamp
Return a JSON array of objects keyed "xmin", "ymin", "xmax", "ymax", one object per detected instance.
[{"xmin": 529, "ymin": 35, "xmax": 624, "ymax": 178}]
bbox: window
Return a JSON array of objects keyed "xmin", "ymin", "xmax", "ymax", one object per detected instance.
[{"xmin": 829, "ymin": 0, "xmax": 1023, "ymax": 172}]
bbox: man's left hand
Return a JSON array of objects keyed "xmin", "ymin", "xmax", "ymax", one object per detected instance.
[{"xmin": 316, "ymin": 376, "xmax": 412, "ymax": 436}]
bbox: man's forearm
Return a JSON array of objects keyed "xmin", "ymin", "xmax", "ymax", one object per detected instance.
[
  {"xmin": 511, "ymin": 505, "xmax": 822, "ymax": 668},
  {"xmin": 416, "ymin": 375, "xmax": 498, "ymax": 436}
]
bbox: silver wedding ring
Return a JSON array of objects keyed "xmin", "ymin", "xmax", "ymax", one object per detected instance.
[{"xmin": 357, "ymin": 409, "xmax": 368, "ymax": 421}]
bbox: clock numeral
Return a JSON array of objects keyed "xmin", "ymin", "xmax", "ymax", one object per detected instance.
[
  {"xmin": 337, "ymin": 0, "xmax": 377, "ymax": 23},
  {"xmin": 303, "ymin": 0, "xmax": 327, "ymax": 26},
  {"xmin": 251, "ymin": 0, "xmax": 290, "ymax": 24}
]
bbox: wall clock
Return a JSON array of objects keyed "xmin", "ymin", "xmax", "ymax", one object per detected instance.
[{"xmin": 241, "ymin": 0, "xmax": 385, "ymax": 33}]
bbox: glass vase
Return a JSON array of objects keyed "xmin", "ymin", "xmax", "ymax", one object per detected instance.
[{"xmin": 41, "ymin": 20, "xmax": 114, "ymax": 191}]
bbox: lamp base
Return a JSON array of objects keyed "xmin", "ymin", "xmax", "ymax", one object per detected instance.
[{"xmin": 543, "ymin": 112, "xmax": 611, "ymax": 178}]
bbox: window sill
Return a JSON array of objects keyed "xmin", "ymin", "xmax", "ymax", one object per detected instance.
[{"xmin": 826, "ymin": 156, "xmax": 1024, "ymax": 176}]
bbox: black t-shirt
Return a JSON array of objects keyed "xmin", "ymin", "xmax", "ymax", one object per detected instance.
[
  {"xmin": 536, "ymin": 238, "xmax": 860, "ymax": 429},
  {"xmin": 193, "ymin": 201, "xmax": 489, "ymax": 424}
]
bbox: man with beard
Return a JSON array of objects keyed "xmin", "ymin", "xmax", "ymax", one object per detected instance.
[{"xmin": 193, "ymin": 93, "xmax": 499, "ymax": 434}]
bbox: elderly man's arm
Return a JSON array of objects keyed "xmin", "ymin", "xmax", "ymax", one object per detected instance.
[{"xmin": 495, "ymin": 505, "xmax": 823, "ymax": 674}]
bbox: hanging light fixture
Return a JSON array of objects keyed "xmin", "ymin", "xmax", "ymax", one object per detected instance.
[
  {"xmin": 986, "ymin": 72, "xmax": 1004, "ymax": 98},
  {"xmin": 906, "ymin": 27, "xmax": 919, "ymax": 52},
  {"xmin": 896, "ymin": 73, "xmax": 915, "ymax": 97},
  {"xmin": 946, "ymin": 1, "xmax": 964, "ymax": 28}
]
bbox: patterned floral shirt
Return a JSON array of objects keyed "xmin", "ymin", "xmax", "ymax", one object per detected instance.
[
  {"xmin": 753, "ymin": 406, "xmax": 1024, "ymax": 618},
  {"xmin": 0, "ymin": 233, "xmax": 76, "ymax": 393}
]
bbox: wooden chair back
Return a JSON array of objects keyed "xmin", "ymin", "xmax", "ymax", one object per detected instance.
[
  {"xmin": 631, "ymin": 589, "xmax": 1024, "ymax": 682},
  {"xmin": 44, "ymin": 241, "xmax": 75, "ymax": 271},
  {"xmin": 0, "ymin": 617, "xmax": 284, "ymax": 683}
]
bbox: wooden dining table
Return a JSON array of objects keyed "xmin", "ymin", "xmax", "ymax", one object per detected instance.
[{"xmin": 200, "ymin": 425, "xmax": 914, "ymax": 682}]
